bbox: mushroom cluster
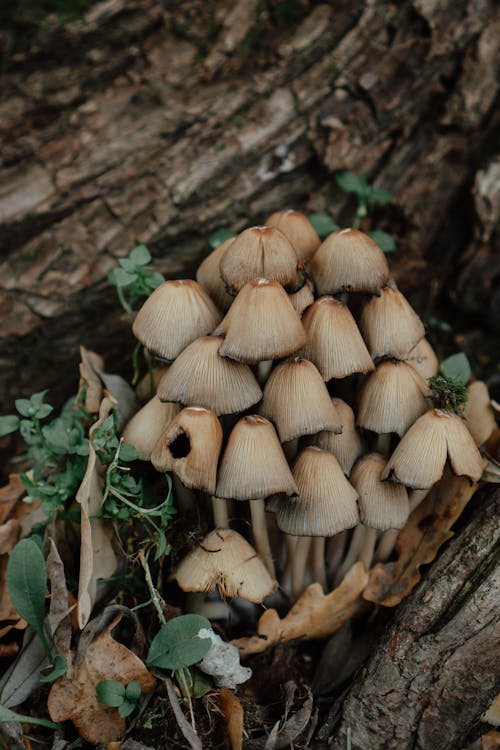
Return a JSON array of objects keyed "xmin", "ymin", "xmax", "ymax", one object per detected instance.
[{"xmin": 122, "ymin": 212, "xmax": 484, "ymax": 609}]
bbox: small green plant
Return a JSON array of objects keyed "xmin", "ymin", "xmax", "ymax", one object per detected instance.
[
  {"xmin": 429, "ymin": 352, "xmax": 471, "ymax": 413},
  {"xmin": 96, "ymin": 679, "xmax": 142, "ymax": 718},
  {"xmin": 108, "ymin": 245, "xmax": 165, "ymax": 314},
  {"xmin": 208, "ymin": 227, "xmax": 236, "ymax": 249}
]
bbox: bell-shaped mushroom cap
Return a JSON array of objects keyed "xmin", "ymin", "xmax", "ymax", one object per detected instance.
[
  {"xmin": 350, "ymin": 453, "xmax": 409, "ymax": 530},
  {"xmin": 215, "ymin": 415, "xmax": 298, "ymax": 500},
  {"xmin": 406, "ymin": 338, "xmax": 439, "ymax": 380},
  {"xmin": 308, "ymin": 398, "xmax": 365, "ymax": 475},
  {"xmin": 196, "ymin": 238, "xmax": 234, "ymax": 312},
  {"xmin": 265, "ymin": 209, "xmax": 321, "ymax": 263},
  {"xmin": 135, "ymin": 366, "xmax": 169, "ymax": 402},
  {"xmin": 270, "ymin": 447, "xmax": 359, "ymax": 536},
  {"xmin": 219, "ymin": 226, "xmax": 301, "ymax": 294},
  {"xmin": 259, "ymin": 358, "xmax": 342, "ymax": 442},
  {"xmin": 357, "ymin": 360, "xmax": 429, "ymax": 437},
  {"xmin": 215, "ymin": 279, "xmax": 307, "ymax": 364},
  {"xmin": 174, "ymin": 528, "xmax": 277, "ymax": 603},
  {"xmin": 310, "ymin": 228, "xmax": 390, "ymax": 295},
  {"xmin": 133, "ymin": 279, "xmax": 222, "ymax": 360},
  {"xmin": 289, "ymin": 278, "xmax": 315, "ymax": 316},
  {"xmin": 359, "ymin": 285, "xmax": 425, "ymax": 360},
  {"xmin": 157, "ymin": 336, "xmax": 262, "ymax": 415},
  {"xmin": 151, "ymin": 406, "xmax": 223, "ymax": 494},
  {"xmin": 464, "ymin": 381, "xmax": 497, "ymax": 446},
  {"xmin": 122, "ymin": 396, "xmax": 181, "ymax": 461},
  {"xmin": 299, "ymin": 297, "xmax": 374, "ymax": 380},
  {"xmin": 381, "ymin": 408, "xmax": 484, "ymax": 489}
]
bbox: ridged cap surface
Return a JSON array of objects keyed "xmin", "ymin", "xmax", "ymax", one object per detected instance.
[
  {"xmin": 350, "ymin": 453, "xmax": 409, "ymax": 530},
  {"xmin": 309, "ymin": 398, "xmax": 365, "ymax": 475},
  {"xmin": 265, "ymin": 210, "xmax": 321, "ymax": 263},
  {"xmin": 360, "ymin": 285, "xmax": 425, "ymax": 360},
  {"xmin": 122, "ymin": 396, "xmax": 181, "ymax": 461}
]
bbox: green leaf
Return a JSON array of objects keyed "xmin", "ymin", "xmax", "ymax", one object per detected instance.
[
  {"xmin": 118, "ymin": 700, "xmax": 136, "ymax": 718},
  {"xmin": 15, "ymin": 398, "xmax": 34, "ymax": 417},
  {"xmin": 191, "ymin": 669, "xmax": 213, "ymax": 698},
  {"xmin": 0, "ymin": 703, "xmax": 59, "ymax": 729},
  {"xmin": 369, "ymin": 230, "xmax": 397, "ymax": 253},
  {"xmin": 40, "ymin": 654, "xmax": 68, "ymax": 683},
  {"xmin": 147, "ymin": 615, "xmax": 212, "ymax": 671},
  {"xmin": 35, "ymin": 403, "xmax": 54, "ymax": 420},
  {"xmin": 208, "ymin": 227, "xmax": 236, "ymax": 249},
  {"xmin": 0, "ymin": 415, "xmax": 20, "ymax": 437},
  {"xmin": 119, "ymin": 442, "xmax": 138, "ymax": 462},
  {"xmin": 307, "ymin": 213, "xmax": 339, "ymax": 238},
  {"xmin": 7, "ymin": 539, "xmax": 50, "ymax": 656},
  {"xmin": 125, "ymin": 679, "xmax": 141, "ymax": 702},
  {"xmin": 369, "ymin": 187, "xmax": 393, "ymax": 204},
  {"xmin": 145, "ymin": 271, "xmax": 165, "ymax": 289},
  {"xmin": 335, "ymin": 170, "xmax": 367, "ymax": 196},
  {"xmin": 130, "ymin": 245, "xmax": 152, "ymax": 266},
  {"xmin": 96, "ymin": 679, "xmax": 126, "ymax": 707},
  {"xmin": 441, "ymin": 353, "xmax": 472, "ymax": 385},
  {"xmin": 109, "ymin": 268, "xmax": 136, "ymax": 288}
]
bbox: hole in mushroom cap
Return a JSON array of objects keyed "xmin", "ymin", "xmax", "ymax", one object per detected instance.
[{"xmin": 168, "ymin": 431, "xmax": 191, "ymax": 459}]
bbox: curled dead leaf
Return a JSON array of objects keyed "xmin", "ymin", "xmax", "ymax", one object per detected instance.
[
  {"xmin": 80, "ymin": 347, "xmax": 104, "ymax": 414},
  {"xmin": 363, "ymin": 474, "xmax": 478, "ymax": 607},
  {"xmin": 232, "ymin": 563, "xmax": 368, "ymax": 657},
  {"xmin": 48, "ymin": 614, "xmax": 156, "ymax": 745},
  {"xmin": 219, "ymin": 688, "xmax": 244, "ymax": 750}
]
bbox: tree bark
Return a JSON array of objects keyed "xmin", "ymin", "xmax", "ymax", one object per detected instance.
[
  {"xmin": 0, "ymin": 0, "xmax": 499, "ymax": 412},
  {"xmin": 313, "ymin": 489, "xmax": 500, "ymax": 750}
]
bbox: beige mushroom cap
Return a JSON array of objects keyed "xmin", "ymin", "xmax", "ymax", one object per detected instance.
[
  {"xmin": 157, "ymin": 336, "xmax": 262, "ymax": 416},
  {"xmin": 269, "ymin": 447, "xmax": 359, "ymax": 536},
  {"xmin": 357, "ymin": 360, "xmax": 430, "ymax": 437},
  {"xmin": 300, "ymin": 296, "xmax": 374, "ymax": 380},
  {"xmin": 174, "ymin": 528, "xmax": 277, "ymax": 603},
  {"xmin": 463, "ymin": 381, "xmax": 496, "ymax": 446},
  {"xmin": 382, "ymin": 408, "xmax": 485, "ymax": 489},
  {"xmin": 196, "ymin": 238, "xmax": 235, "ymax": 312},
  {"xmin": 215, "ymin": 278, "xmax": 307, "ymax": 364},
  {"xmin": 122, "ymin": 396, "xmax": 181, "ymax": 461},
  {"xmin": 215, "ymin": 415, "xmax": 298, "ymax": 500},
  {"xmin": 151, "ymin": 406, "xmax": 223, "ymax": 494},
  {"xmin": 265, "ymin": 209, "xmax": 321, "ymax": 263},
  {"xmin": 359, "ymin": 285, "xmax": 425, "ymax": 360},
  {"xmin": 260, "ymin": 358, "xmax": 342, "ymax": 442},
  {"xmin": 308, "ymin": 398, "xmax": 365, "ymax": 475},
  {"xmin": 133, "ymin": 279, "xmax": 222, "ymax": 361},
  {"xmin": 310, "ymin": 228, "xmax": 390, "ymax": 295},
  {"xmin": 288, "ymin": 278, "xmax": 315, "ymax": 316},
  {"xmin": 350, "ymin": 453, "xmax": 409, "ymax": 530},
  {"xmin": 405, "ymin": 338, "xmax": 439, "ymax": 381},
  {"xmin": 219, "ymin": 225, "xmax": 301, "ymax": 294}
]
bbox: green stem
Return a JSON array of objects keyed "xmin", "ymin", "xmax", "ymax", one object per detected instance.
[
  {"xmin": 132, "ymin": 341, "xmax": 142, "ymax": 385},
  {"xmin": 139, "ymin": 550, "xmax": 167, "ymax": 626},
  {"xmin": 117, "ymin": 285, "xmax": 133, "ymax": 314}
]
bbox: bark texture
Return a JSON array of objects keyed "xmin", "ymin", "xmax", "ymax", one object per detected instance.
[
  {"xmin": 0, "ymin": 0, "xmax": 499, "ymax": 411},
  {"xmin": 313, "ymin": 490, "xmax": 500, "ymax": 750}
]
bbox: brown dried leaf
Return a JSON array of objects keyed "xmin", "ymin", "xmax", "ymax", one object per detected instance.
[
  {"xmin": 219, "ymin": 688, "xmax": 244, "ymax": 750},
  {"xmin": 48, "ymin": 614, "xmax": 156, "ymax": 745},
  {"xmin": 232, "ymin": 563, "xmax": 368, "ymax": 656},
  {"xmin": 363, "ymin": 474, "xmax": 478, "ymax": 607},
  {"xmin": 76, "ymin": 396, "xmax": 119, "ymax": 628},
  {"xmin": 47, "ymin": 539, "xmax": 73, "ymax": 663},
  {"xmin": 80, "ymin": 347, "xmax": 104, "ymax": 413},
  {"xmin": 482, "ymin": 730, "xmax": 500, "ymax": 750}
]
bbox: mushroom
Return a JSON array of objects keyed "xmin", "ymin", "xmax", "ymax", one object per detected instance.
[
  {"xmin": 288, "ymin": 278, "xmax": 315, "ymax": 315},
  {"xmin": 133, "ymin": 279, "xmax": 222, "ymax": 361},
  {"xmin": 122, "ymin": 396, "xmax": 181, "ymax": 460},
  {"xmin": 196, "ymin": 237, "xmax": 235, "ymax": 312},
  {"xmin": 174, "ymin": 528, "xmax": 277, "ymax": 604},
  {"xmin": 215, "ymin": 415, "xmax": 298, "ymax": 576},
  {"xmin": 299, "ymin": 297, "xmax": 374, "ymax": 381},
  {"xmin": 463, "ymin": 381, "xmax": 497, "ymax": 446},
  {"xmin": 359, "ymin": 283, "xmax": 425, "ymax": 360},
  {"xmin": 310, "ymin": 228, "xmax": 390, "ymax": 295},
  {"xmin": 265, "ymin": 209, "xmax": 321, "ymax": 264},
  {"xmin": 308, "ymin": 398, "xmax": 365, "ymax": 475},
  {"xmin": 405, "ymin": 338, "xmax": 439, "ymax": 380},
  {"xmin": 157, "ymin": 336, "xmax": 262, "ymax": 416}
]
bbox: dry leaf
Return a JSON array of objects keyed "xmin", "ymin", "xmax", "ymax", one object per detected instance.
[
  {"xmin": 363, "ymin": 474, "xmax": 478, "ymax": 607},
  {"xmin": 48, "ymin": 614, "xmax": 156, "ymax": 745},
  {"xmin": 47, "ymin": 539, "xmax": 73, "ymax": 663},
  {"xmin": 80, "ymin": 347, "xmax": 104, "ymax": 413},
  {"xmin": 76, "ymin": 397, "xmax": 119, "ymax": 628},
  {"xmin": 232, "ymin": 563, "xmax": 368, "ymax": 657},
  {"xmin": 219, "ymin": 688, "xmax": 244, "ymax": 750},
  {"xmin": 0, "ymin": 475, "xmax": 25, "ymax": 525},
  {"xmin": 482, "ymin": 731, "xmax": 500, "ymax": 750},
  {"xmin": 164, "ymin": 677, "xmax": 202, "ymax": 750}
]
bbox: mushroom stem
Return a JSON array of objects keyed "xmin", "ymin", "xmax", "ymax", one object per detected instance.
[
  {"xmin": 327, "ymin": 530, "xmax": 348, "ymax": 583},
  {"xmin": 249, "ymin": 499, "xmax": 276, "ymax": 578},
  {"xmin": 311, "ymin": 537, "xmax": 327, "ymax": 591},
  {"xmin": 257, "ymin": 360, "xmax": 273, "ymax": 387},
  {"xmin": 375, "ymin": 433, "xmax": 391, "ymax": 455},
  {"xmin": 211, "ymin": 496, "xmax": 229, "ymax": 528},
  {"xmin": 375, "ymin": 488, "xmax": 430, "ymax": 562},
  {"xmin": 172, "ymin": 475, "xmax": 195, "ymax": 513},
  {"xmin": 335, "ymin": 525, "xmax": 366, "ymax": 585},
  {"xmin": 359, "ymin": 527, "xmax": 377, "ymax": 570},
  {"xmin": 292, "ymin": 536, "xmax": 312, "ymax": 599},
  {"xmin": 282, "ymin": 534, "xmax": 297, "ymax": 594}
]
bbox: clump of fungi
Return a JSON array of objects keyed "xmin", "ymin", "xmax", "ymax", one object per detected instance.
[{"xmin": 123, "ymin": 211, "xmax": 488, "ymax": 631}]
